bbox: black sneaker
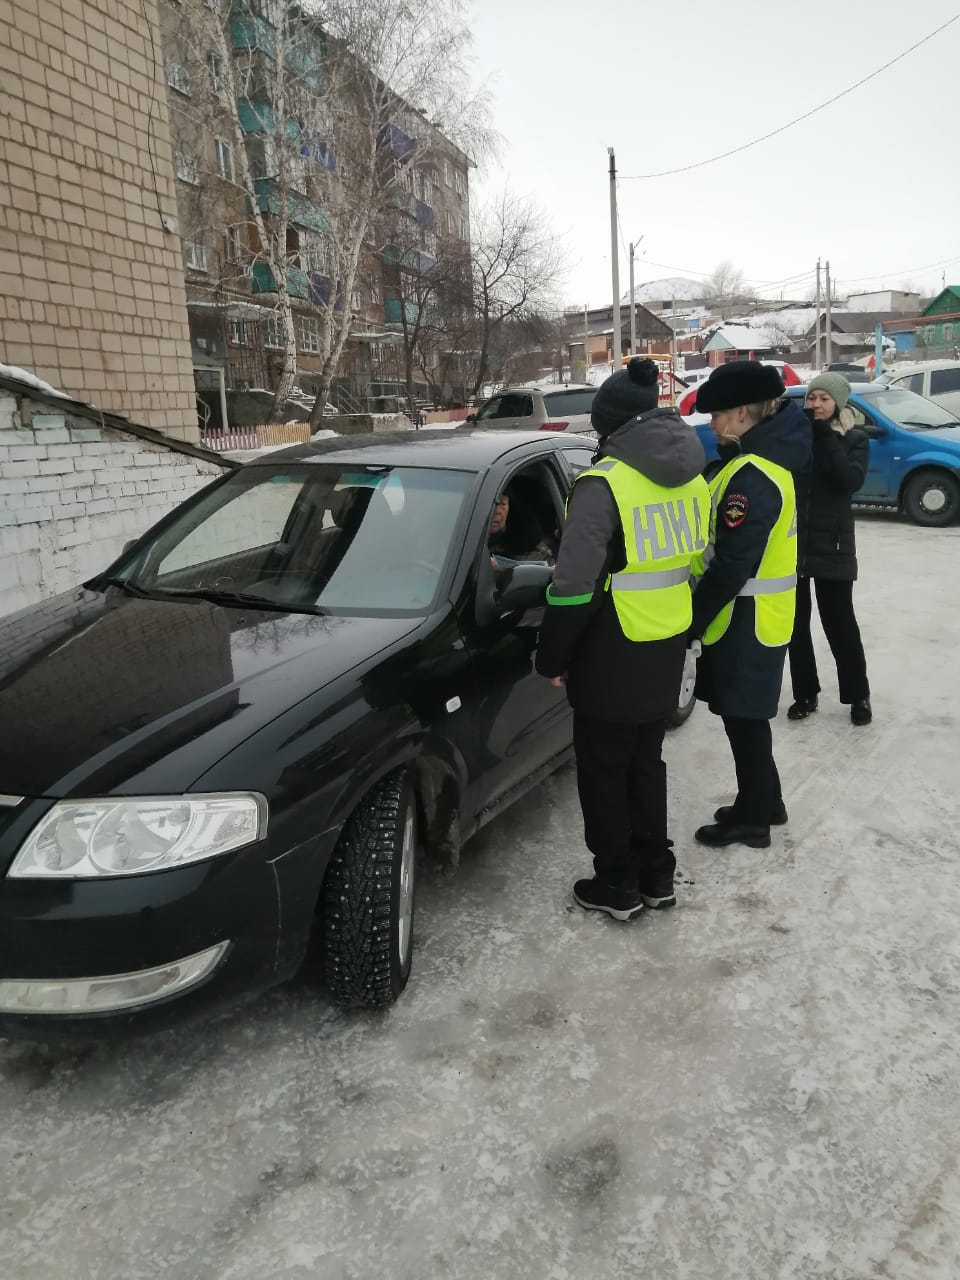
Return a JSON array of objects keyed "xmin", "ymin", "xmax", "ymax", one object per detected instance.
[
  {"xmin": 851, "ymin": 699, "xmax": 872, "ymax": 726},
  {"xmin": 638, "ymin": 881, "xmax": 677, "ymax": 909},
  {"xmin": 714, "ymin": 801, "xmax": 788, "ymax": 826},
  {"xmin": 694, "ymin": 822, "xmax": 771, "ymax": 849},
  {"xmin": 573, "ymin": 878, "xmax": 644, "ymax": 921},
  {"xmin": 787, "ymin": 697, "xmax": 818, "ymax": 721}
]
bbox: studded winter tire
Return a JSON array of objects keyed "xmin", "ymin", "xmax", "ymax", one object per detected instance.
[{"xmin": 321, "ymin": 771, "xmax": 417, "ymax": 1008}]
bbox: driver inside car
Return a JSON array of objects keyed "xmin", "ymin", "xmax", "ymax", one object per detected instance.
[{"xmin": 488, "ymin": 488, "xmax": 556, "ymax": 573}]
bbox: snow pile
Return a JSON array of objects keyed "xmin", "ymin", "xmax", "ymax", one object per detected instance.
[
  {"xmin": 0, "ymin": 363, "xmax": 70, "ymax": 399},
  {"xmin": 621, "ymin": 276, "xmax": 706, "ymax": 305}
]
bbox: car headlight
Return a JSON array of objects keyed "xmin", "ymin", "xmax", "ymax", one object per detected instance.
[{"xmin": 7, "ymin": 794, "xmax": 267, "ymax": 879}]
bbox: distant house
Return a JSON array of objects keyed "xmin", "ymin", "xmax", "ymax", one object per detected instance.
[
  {"xmin": 701, "ymin": 324, "xmax": 783, "ymax": 365},
  {"xmin": 804, "ymin": 311, "xmax": 914, "ymax": 361},
  {"xmin": 563, "ymin": 301, "xmax": 672, "ymax": 370},
  {"xmin": 913, "ymin": 286, "xmax": 960, "ymax": 357},
  {"xmin": 846, "ymin": 289, "xmax": 921, "ymax": 313}
]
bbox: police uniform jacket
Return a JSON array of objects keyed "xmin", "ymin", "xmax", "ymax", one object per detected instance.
[
  {"xmin": 690, "ymin": 400, "xmax": 812, "ymax": 720},
  {"xmin": 535, "ymin": 407, "xmax": 706, "ymax": 723}
]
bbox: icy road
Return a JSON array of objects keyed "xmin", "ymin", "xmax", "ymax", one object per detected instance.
[{"xmin": 2, "ymin": 514, "xmax": 960, "ymax": 1280}]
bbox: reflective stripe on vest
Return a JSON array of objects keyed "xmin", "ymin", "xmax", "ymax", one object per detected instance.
[
  {"xmin": 694, "ymin": 454, "xmax": 798, "ymax": 648},
  {"xmin": 575, "ymin": 458, "xmax": 710, "ymax": 641}
]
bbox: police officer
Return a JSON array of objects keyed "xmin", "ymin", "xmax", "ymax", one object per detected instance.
[
  {"xmin": 536, "ymin": 358, "xmax": 709, "ymax": 920},
  {"xmin": 689, "ymin": 361, "xmax": 812, "ymax": 849}
]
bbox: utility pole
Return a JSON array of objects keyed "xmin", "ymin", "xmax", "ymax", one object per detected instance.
[
  {"xmin": 608, "ymin": 147, "xmax": 620, "ymax": 369},
  {"xmin": 825, "ymin": 260, "xmax": 833, "ymax": 365},
  {"xmin": 629, "ymin": 242, "xmax": 637, "ymax": 356},
  {"xmin": 583, "ymin": 301, "xmax": 589, "ymax": 381},
  {"xmin": 814, "ymin": 258, "xmax": 822, "ymax": 369}
]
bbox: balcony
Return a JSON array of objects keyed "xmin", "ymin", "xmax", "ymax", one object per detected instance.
[
  {"xmin": 251, "ymin": 261, "xmax": 310, "ymax": 300},
  {"xmin": 230, "ymin": 14, "xmax": 323, "ymax": 90},
  {"xmin": 386, "ymin": 190, "xmax": 434, "ymax": 229},
  {"xmin": 253, "ymin": 179, "xmax": 329, "ymax": 233},
  {"xmin": 378, "ymin": 123, "xmax": 416, "ymax": 158},
  {"xmin": 381, "ymin": 244, "xmax": 438, "ymax": 276}
]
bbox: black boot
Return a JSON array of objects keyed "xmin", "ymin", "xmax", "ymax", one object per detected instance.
[
  {"xmin": 787, "ymin": 697, "xmax": 818, "ymax": 721},
  {"xmin": 714, "ymin": 800, "xmax": 788, "ymax": 826},
  {"xmin": 573, "ymin": 878, "xmax": 644, "ymax": 921},
  {"xmin": 851, "ymin": 699, "xmax": 872, "ymax": 726},
  {"xmin": 695, "ymin": 822, "xmax": 771, "ymax": 849},
  {"xmin": 637, "ymin": 878, "xmax": 676, "ymax": 909}
]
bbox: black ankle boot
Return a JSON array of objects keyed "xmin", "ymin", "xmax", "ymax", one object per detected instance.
[
  {"xmin": 787, "ymin": 697, "xmax": 818, "ymax": 721},
  {"xmin": 694, "ymin": 822, "xmax": 771, "ymax": 850},
  {"xmin": 851, "ymin": 699, "xmax": 872, "ymax": 726}
]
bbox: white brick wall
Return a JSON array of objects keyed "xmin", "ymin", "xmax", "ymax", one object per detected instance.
[{"xmin": 0, "ymin": 391, "xmax": 228, "ymax": 617}]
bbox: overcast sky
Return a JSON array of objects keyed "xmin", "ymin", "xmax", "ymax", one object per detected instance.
[{"xmin": 464, "ymin": 0, "xmax": 960, "ymax": 308}]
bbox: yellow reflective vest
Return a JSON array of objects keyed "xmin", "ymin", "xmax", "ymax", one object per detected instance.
[
  {"xmin": 692, "ymin": 454, "xmax": 798, "ymax": 648},
  {"xmin": 568, "ymin": 457, "xmax": 711, "ymax": 642}
]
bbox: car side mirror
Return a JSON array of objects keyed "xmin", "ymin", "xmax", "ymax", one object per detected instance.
[
  {"xmin": 495, "ymin": 562, "xmax": 554, "ymax": 612},
  {"xmin": 864, "ymin": 424, "xmax": 887, "ymax": 439},
  {"xmin": 122, "ymin": 538, "xmax": 138, "ymax": 554}
]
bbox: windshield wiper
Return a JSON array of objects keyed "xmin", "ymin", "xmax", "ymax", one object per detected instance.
[
  {"xmin": 99, "ymin": 576, "xmax": 160, "ymax": 599},
  {"xmin": 158, "ymin": 587, "xmax": 326, "ymax": 616},
  {"xmin": 900, "ymin": 420, "xmax": 953, "ymax": 431}
]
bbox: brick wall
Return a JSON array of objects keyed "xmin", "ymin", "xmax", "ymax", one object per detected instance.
[
  {"xmin": 0, "ymin": 0, "xmax": 199, "ymax": 439},
  {"xmin": 0, "ymin": 386, "xmax": 227, "ymax": 617}
]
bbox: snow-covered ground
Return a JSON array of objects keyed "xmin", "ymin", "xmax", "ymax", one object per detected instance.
[{"xmin": 2, "ymin": 514, "xmax": 960, "ymax": 1279}]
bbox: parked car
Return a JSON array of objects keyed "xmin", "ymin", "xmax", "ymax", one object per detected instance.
[
  {"xmin": 690, "ymin": 384, "xmax": 960, "ymax": 526},
  {"xmin": 676, "ymin": 360, "xmax": 801, "ymax": 416},
  {"xmin": 878, "ymin": 361, "xmax": 960, "ymax": 416},
  {"xmin": 459, "ymin": 384, "xmax": 596, "ymax": 434},
  {"xmin": 824, "ymin": 362, "xmax": 874, "ymax": 384},
  {"xmin": 0, "ymin": 430, "xmax": 696, "ymax": 1041}
]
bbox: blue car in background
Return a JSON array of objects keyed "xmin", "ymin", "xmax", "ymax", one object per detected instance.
[{"xmin": 692, "ymin": 383, "xmax": 960, "ymax": 527}]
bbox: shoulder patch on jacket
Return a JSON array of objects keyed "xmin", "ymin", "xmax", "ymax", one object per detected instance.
[{"xmin": 723, "ymin": 491, "xmax": 749, "ymax": 528}]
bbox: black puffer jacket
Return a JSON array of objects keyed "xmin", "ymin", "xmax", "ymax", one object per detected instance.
[
  {"xmin": 535, "ymin": 407, "xmax": 706, "ymax": 723},
  {"xmin": 795, "ymin": 412, "xmax": 869, "ymax": 580}
]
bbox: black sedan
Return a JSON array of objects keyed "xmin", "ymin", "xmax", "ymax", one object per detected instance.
[{"xmin": 0, "ymin": 430, "xmax": 693, "ymax": 1039}]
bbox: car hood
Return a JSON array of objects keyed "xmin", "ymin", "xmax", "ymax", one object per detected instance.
[
  {"xmin": 0, "ymin": 590, "xmax": 422, "ymax": 798},
  {"xmin": 910, "ymin": 426, "xmax": 960, "ymax": 448}
]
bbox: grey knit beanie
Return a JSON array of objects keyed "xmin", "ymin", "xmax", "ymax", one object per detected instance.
[{"xmin": 807, "ymin": 372, "xmax": 851, "ymax": 411}]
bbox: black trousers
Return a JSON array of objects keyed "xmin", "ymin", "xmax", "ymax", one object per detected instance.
[
  {"xmin": 722, "ymin": 717, "xmax": 783, "ymax": 828},
  {"xmin": 789, "ymin": 576, "xmax": 869, "ymax": 705},
  {"xmin": 572, "ymin": 713, "xmax": 674, "ymax": 893}
]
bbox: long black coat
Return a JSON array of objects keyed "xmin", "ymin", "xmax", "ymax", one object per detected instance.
[
  {"xmin": 795, "ymin": 417, "xmax": 869, "ymax": 580},
  {"xmin": 690, "ymin": 400, "xmax": 812, "ymax": 720}
]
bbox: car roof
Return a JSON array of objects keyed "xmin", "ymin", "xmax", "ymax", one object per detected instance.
[
  {"xmin": 787, "ymin": 382, "xmax": 890, "ymax": 397},
  {"xmin": 240, "ymin": 429, "xmax": 579, "ymax": 470},
  {"xmin": 886, "ymin": 360, "xmax": 960, "ymax": 373},
  {"xmin": 492, "ymin": 383, "xmax": 594, "ymax": 395}
]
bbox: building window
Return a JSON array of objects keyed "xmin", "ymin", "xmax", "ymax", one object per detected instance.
[
  {"xmin": 443, "ymin": 159, "xmax": 452, "ymax": 187},
  {"xmin": 207, "ymin": 53, "xmax": 224, "ymax": 94},
  {"xmin": 369, "ymin": 281, "xmax": 381, "ymax": 305},
  {"xmin": 215, "ymin": 137, "xmax": 234, "ymax": 181},
  {"xmin": 446, "ymin": 211, "xmax": 455, "ymax": 237},
  {"xmin": 943, "ymin": 323, "xmax": 954, "ymax": 342},
  {"xmin": 184, "ymin": 240, "xmax": 208, "ymax": 272},
  {"xmin": 458, "ymin": 215, "xmax": 467, "ymax": 240},
  {"xmin": 455, "ymin": 169, "xmax": 465, "ymax": 197},
  {"xmin": 300, "ymin": 231, "xmax": 330, "ymax": 275},
  {"xmin": 298, "ymin": 315, "xmax": 320, "ymax": 353},
  {"xmin": 175, "ymin": 152, "xmax": 199, "ymax": 185},
  {"xmin": 263, "ymin": 314, "xmax": 284, "ymax": 348},
  {"xmin": 223, "ymin": 224, "xmax": 242, "ymax": 263},
  {"xmin": 166, "ymin": 60, "xmax": 190, "ymax": 95},
  {"xmin": 351, "ymin": 289, "xmax": 362, "ymax": 311},
  {"xmin": 229, "ymin": 319, "xmax": 248, "ymax": 345},
  {"xmin": 398, "ymin": 164, "xmax": 412, "ymax": 192},
  {"xmin": 425, "ymin": 229, "xmax": 438, "ymax": 256}
]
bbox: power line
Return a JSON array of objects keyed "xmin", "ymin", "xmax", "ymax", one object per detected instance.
[
  {"xmin": 836, "ymin": 252, "xmax": 960, "ymax": 288},
  {"xmin": 619, "ymin": 13, "xmax": 960, "ymax": 180}
]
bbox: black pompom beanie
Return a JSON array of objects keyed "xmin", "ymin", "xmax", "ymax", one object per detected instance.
[
  {"xmin": 590, "ymin": 358, "xmax": 660, "ymax": 436},
  {"xmin": 695, "ymin": 360, "xmax": 785, "ymax": 413}
]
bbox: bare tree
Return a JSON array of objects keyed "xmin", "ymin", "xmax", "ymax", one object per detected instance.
[
  {"xmin": 467, "ymin": 191, "xmax": 566, "ymax": 398},
  {"xmin": 705, "ymin": 260, "xmax": 755, "ymax": 309}
]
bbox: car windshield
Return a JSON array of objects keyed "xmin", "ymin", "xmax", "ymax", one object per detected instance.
[
  {"xmin": 118, "ymin": 464, "xmax": 475, "ymax": 616},
  {"xmin": 859, "ymin": 388, "xmax": 960, "ymax": 431}
]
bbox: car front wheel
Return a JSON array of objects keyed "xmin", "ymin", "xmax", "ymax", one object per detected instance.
[
  {"xmin": 321, "ymin": 770, "xmax": 417, "ymax": 1008},
  {"xmin": 902, "ymin": 469, "xmax": 960, "ymax": 527}
]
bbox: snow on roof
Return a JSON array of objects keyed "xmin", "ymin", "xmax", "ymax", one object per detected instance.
[
  {"xmin": 704, "ymin": 324, "xmax": 780, "ymax": 351},
  {"xmin": 0, "ymin": 363, "xmax": 70, "ymax": 399}
]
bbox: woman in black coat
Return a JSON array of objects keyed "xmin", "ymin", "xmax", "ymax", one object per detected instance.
[{"xmin": 789, "ymin": 372, "xmax": 872, "ymax": 726}]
